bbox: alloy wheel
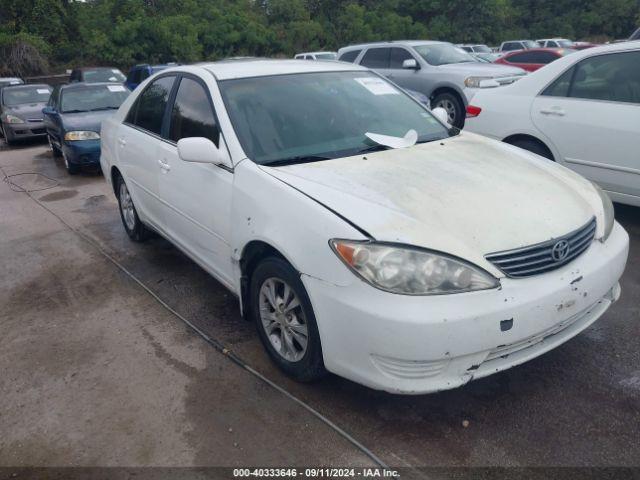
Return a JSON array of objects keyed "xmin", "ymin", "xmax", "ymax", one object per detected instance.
[
  {"xmin": 258, "ymin": 277, "xmax": 308, "ymax": 362},
  {"xmin": 119, "ymin": 181, "xmax": 136, "ymax": 231},
  {"xmin": 435, "ymin": 98, "xmax": 457, "ymax": 124}
]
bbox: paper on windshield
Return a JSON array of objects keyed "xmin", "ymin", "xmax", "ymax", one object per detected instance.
[
  {"xmin": 107, "ymin": 85, "xmax": 126, "ymax": 92},
  {"xmin": 365, "ymin": 129, "xmax": 418, "ymax": 149},
  {"xmin": 37, "ymin": 89, "xmax": 50, "ymax": 94},
  {"xmin": 354, "ymin": 77, "xmax": 399, "ymax": 95}
]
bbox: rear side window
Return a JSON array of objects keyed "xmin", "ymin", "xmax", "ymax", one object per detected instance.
[
  {"xmin": 542, "ymin": 67, "xmax": 574, "ymax": 97},
  {"xmin": 508, "ymin": 51, "xmax": 556, "ymax": 63},
  {"xmin": 127, "ymin": 75, "xmax": 175, "ymax": 135},
  {"xmin": 389, "ymin": 48, "xmax": 414, "ymax": 68},
  {"xmin": 168, "ymin": 77, "xmax": 219, "ymax": 145},
  {"xmin": 338, "ymin": 49, "xmax": 361, "ymax": 63},
  {"xmin": 360, "ymin": 48, "xmax": 390, "ymax": 68},
  {"xmin": 502, "ymin": 42, "xmax": 520, "ymax": 51}
]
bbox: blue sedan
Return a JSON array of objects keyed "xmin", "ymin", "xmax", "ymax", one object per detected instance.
[{"xmin": 43, "ymin": 82, "xmax": 129, "ymax": 174}]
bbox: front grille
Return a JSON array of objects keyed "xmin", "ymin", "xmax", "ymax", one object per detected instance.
[{"xmin": 486, "ymin": 217, "xmax": 596, "ymax": 278}]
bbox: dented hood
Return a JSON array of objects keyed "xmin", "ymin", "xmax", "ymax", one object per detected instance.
[{"xmin": 261, "ymin": 132, "xmax": 600, "ymax": 275}]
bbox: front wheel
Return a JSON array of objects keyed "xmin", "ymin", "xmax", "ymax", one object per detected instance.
[
  {"xmin": 250, "ymin": 257, "xmax": 326, "ymax": 382},
  {"xmin": 432, "ymin": 92, "xmax": 465, "ymax": 128},
  {"xmin": 116, "ymin": 174, "xmax": 150, "ymax": 242},
  {"xmin": 49, "ymin": 135, "xmax": 62, "ymax": 157}
]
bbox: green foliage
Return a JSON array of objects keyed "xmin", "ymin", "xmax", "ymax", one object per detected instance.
[{"xmin": 0, "ymin": 0, "xmax": 637, "ymax": 75}]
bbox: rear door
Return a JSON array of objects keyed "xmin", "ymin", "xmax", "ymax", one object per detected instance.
[
  {"xmin": 532, "ymin": 50, "xmax": 640, "ymax": 199},
  {"xmin": 156, "ymin": 74, "xmax": 235, "ymax": 287},
  {"xmin": 118, "ymin": 75, "xmax": 177, "ymax": 231}
]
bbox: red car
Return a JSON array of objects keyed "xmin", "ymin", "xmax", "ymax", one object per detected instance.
[{"xmin": 494, "ymin": 48, "xmax": 575, "ymax": 72}]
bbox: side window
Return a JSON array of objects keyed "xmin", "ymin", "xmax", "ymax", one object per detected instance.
[
  {"xmin": 338, "ymin": 49, "xmax": 361, "ymax": 63},
  {"xmin": 168, "ymin": 77, "xmax": 219, "ymax": 146},
  {"xmin": 542, "ymin": 67, "xmax": 574, "ymax": 97},
  {"xmin": 389, "ymin": 48, "xmax": 414, "ymax": 69},
  {"xmin": 503, "ymin": 43, "xmax": 518, "ymax": 51},
  {"xmin": 569, "ymin": 51, "xmax": 640, "ymax": 104},
  {"xmin": 507, "ymin": 52, "xmax": 534, "ymax": 63},
  {"xmin": 537, "ymin": 51, "xmax": 559, "ymax": 63},
  {"xmin": 360, "ymin": 48, "xmax": 390, "ymax": 69},
  {"xmin": 127, "ymin": 75, "xmax": 175, "ymax": 135}
]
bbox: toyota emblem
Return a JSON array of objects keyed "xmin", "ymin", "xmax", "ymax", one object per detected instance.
[{"xmin": 551, "ymin": 240, "xmax": 570, "ymax": 262}]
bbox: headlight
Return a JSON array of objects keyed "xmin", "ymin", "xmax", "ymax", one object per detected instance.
[
  {"xmin": 3, "ymin": 114, "xmax": 24, "ymax": 124},
  {"xmin": 464, "ymin": 76, "xmax": 493, "ymax": 88},
  {"xmin": 330, "ymin": 240, "xmax": 499, "ymax": 295},
  {"xmin": 592, "ymin": 182, "xmax": 614, "ymax": 241},
  {"xmin": 64, "ymin": 131, "xmax": 100, "ymax": 141}
]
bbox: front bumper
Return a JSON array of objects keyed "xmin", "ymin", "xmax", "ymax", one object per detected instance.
[
  {"xmin": 62, "ymin": 139, "xmax": 101, "ymax": 166},
  {"xmin": 303, "ymin": 222, "xmax": 629, "ymax": 394},
  {"xmin": 3, "ymin": 121, "xmax": 47, "ymax": 140}
]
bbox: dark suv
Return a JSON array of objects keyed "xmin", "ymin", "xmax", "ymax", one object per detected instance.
[{"xmin": 125, "ymin": 64, "xmax": 177, "ymax": 90}]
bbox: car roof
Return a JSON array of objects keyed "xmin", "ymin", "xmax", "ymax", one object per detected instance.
[
  {"xmin": 197, "ymin": 59, "xmax": 367, "ymax": 80},
  {"xmin": 296, "ymin": 51, "xmax": 337, "ymax": 56},
  {"xmin": 504, "ymin": 47, "xmax": 567, "ymax": 54},
  {"xmin": 74, "ymin": 67, "xmax": 121, "ymax": 71},
  {"xmin": 339, "ymin": 40, "xmax": 446, "ymax": 52}
]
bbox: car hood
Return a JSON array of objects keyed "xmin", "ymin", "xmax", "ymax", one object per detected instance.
[
  {"xmin": 439, "ymin": 61, "xmax": 525, "ymax": 78},
  {"xmin": 261, "ymin": 133, "xmax": 600, "ymax": 275},
  {"xmin": 5, "ymin": 103, "xmax": 47, "ymax": 120},
  {"xmin": 60, "ymin": 110, "xmax": 116, "ymax": 132}
]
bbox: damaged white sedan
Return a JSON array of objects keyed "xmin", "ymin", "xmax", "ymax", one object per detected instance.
[{"xmin": 100, "ymin": 59, "xmax": 629, "ymax": 394}]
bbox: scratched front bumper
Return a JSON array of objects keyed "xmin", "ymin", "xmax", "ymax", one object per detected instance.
[{"xmin": 302, "ymin": 222, "xmax": 629, "ymax": 394}]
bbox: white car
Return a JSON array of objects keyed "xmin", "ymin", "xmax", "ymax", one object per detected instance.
[
  {"xmin": 294, "ymin": 51, "xmax": 337, "ymax": 61},
  {"xmin": 465, "ymin": 41, "xmax": 640, "ymax": 207},
  {"xmin": 537, "ymin": 38, "xmax": 575, "ymax": 48},
  {"xmin": 100, "ymin": 59, "xmax": 629, "ymax": 394}
]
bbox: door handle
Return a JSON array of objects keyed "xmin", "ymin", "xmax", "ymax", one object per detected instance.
[
  {"xmin": 540, "ymin": 108, "xmax": 566, "ymax": 117},
  {"xmin": 118, "ymin": 138, "xmax": 126, "ymax": 147},
  {"xmin": 158, "ymin": 158, "xmax": 171, "ymax": 172}
]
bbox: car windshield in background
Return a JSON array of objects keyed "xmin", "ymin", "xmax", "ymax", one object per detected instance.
[
  {"xmin": 474, "ymin": 45, "xmax": 492, "ymax": 53},
  {"xmin": 3, "ymin": 87, "xmax": 52, "ymax": 106},
  {"xmin": 523, "ymin": 40, "xmax": 540, "ymax": 48},
  {"xmin": 557, "ymin": 40, "xmax": 574, "ymax": 48},
  {"xmin": 220, "ymin": 71, "xmax": 451, "ymax": 165},
  {"xmin": 315, "ymin": 53, "xmax": 337, "ymax": 60},
  {"xmin": 61, "ymin": 85, "xmax": 129, "ymax": 113},
  {"xmin": 83, "ymin": 69, "xmax": 126, "ymax": 83},
  {"xmin": 413, "ymin": 44, "xmax": 476, "ymax": 66}
]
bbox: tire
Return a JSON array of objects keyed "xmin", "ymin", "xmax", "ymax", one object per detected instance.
[
  {"xmin": 250, "ymin": 256, "xmax": 326, "ymax": 382},
  {"xmin": 115, "ymin": 174, "xmax": 150, "ymax": 242},
  {"xmin": 63, "ymin": 152, "xmax": 81, "ymax": 174},
  {"xmin": 49, "ymin": 134, "xmax": 62, "ymax": 158},
  {"xmin": 432, "ymin": 91, "xmax": 465, "ymax": 128},
  {"xmin": 505, "ymin": 137, "xmax": 554, "ymax": 161}
]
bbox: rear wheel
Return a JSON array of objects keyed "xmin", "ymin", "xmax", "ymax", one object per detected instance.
[
  {"xmin": 432, "ymin": 92, "xmax": 465, "ymax": 128},
  {"xmin": 250, "ymin": 257, "xmax": 326, "ymax": 382},
  {"xmin": 505, "ymin": 137, "xmax": 554, "ymax": 161},
  {"xmin": 116, "ymin": 174, "xmax": 150, "ymax": 242}
]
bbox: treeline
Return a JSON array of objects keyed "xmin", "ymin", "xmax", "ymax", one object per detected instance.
[{"xmin": 1, "ymin": 0, "xmax": 639, "ymax": 76}]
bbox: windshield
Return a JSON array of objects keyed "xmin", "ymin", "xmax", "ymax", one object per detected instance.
[
  {"xmin": 0, "ymin": 79, "xmax": 23, "ymax": 87},
  {"xmin": 219, "ymin": 71, "xmax": 452, "ymax": 165},
  {"xmin": 82, "ymin": 69, "xmax": 126, "ymax": 83},
  {"xmin": 523, "ymin": 40, "xmax": 540, "ymax": 48},
  {"xmin": 413, "ymin": 44, "xmax": 476, "ymax": 66},
  {"xmin": 557, "ymin": 40, "xmax": 574, "ymax": 48},
  {"xmin": 473, "ymin": 45, "xmax": 492, "ymax": 53},
  {"xmin": 315, "ymin": 53, "xmax": 337, "ymax": 60},
  {"xmin": 61, "ymin": 84, "xmax": 129, "ymax": 113},
  {"xmin": 3, "ymin": 86, "xmax": 51, "ymax": 106}
]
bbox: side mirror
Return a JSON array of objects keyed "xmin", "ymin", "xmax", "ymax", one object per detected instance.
[
  {"xmin": 42, "ymin": 106, "xmax": 56, "ymax": 115},
  {"xmin": 402, "ymin": 58, "xmax": 419, "ymax": 70},
  {"xmin": 432, "ymin": 107, "xmax": 450, "ymax": 125},
  {"xmin": 177, "ymin": 136, "xmax": 232, "ymax": 169}
]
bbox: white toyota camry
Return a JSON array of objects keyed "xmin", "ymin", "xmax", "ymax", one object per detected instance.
[{"xmin": 100, "ymin": 59, "xmax": 629, "ymax": 394}]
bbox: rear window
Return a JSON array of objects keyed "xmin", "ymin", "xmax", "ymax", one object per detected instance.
[
  {"xmin": 338, "ymin": 50, "xmax": 361, "ymax": 63},
  {"xmin": 82, "ymin": 69, "xmax": 126, "ymax": 83}
]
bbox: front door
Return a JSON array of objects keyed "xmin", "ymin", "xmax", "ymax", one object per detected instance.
[{"xmin": 157, "ymin": 75, "xmax": 235, "ymax": 288}]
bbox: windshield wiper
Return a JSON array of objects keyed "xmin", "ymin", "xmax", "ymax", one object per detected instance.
[
  {"xmin": 62, "ymin": 109, "xmax": 89, "ymax": 113},
  {"xmin": 354, "ymin": 144, "xmax": 391, "ymax": 155},
  {"xmin": 90, "ymin": 106, "xmax": 119, "ymax": 111},
  {"xmin": 262, "ymin": 155, "xmax": 332, "ymax": 167}
]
